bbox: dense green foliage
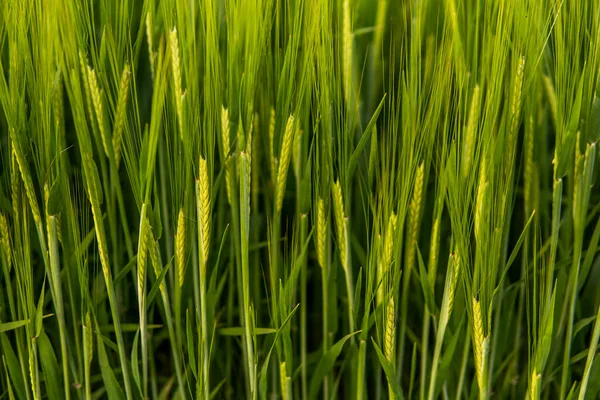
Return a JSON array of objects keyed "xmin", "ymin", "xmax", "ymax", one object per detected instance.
[{"xmin": 1, "ymin": 0, "xmax": 600, "ymax": 399}]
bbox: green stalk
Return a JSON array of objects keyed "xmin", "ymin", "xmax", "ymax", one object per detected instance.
[
  {"xmin": 240, "ymin": 152, "xmax": 256, "ymax": 398},
  {"xmin": 47, "ymin": 214, "xmax": 70, "ymax": 400}
]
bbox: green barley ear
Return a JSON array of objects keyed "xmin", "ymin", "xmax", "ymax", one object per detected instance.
[
  {"xmin": 79, "ymin": 52, "xmax": 96, "ymax": 127},
  {"xmin": 332, "ymin": 180, "xmax": 347, "ymax": 271},
  {"xmin": 448, "ymin": 251, "xmax": 460, "ymax": 315},
  {"xmin": 293, "ymin": 128, "xmax": 303, "ymax": 177},
  {"xmin": 146, "ymin": 12, "xmax": 155, "ymax": 79},
  {"xmin": 384, "ymin": 296, "xmax": 395, "ymax": 361},
  {"xmin": 87, "ymin": 66, "xmax": 111, "ymax": 157},
  {"xmin": 0, "ymin": 213, "xmax": 11, "ymax": 271},
  {"xmin": 275, "ymin": 115, "xmax": 296, "ymax": 214},
  {"xmin": 280, "ymin": 362, "xmax": 288, "ymax": 400},
  {"xmin": 170, "ymin": 27, "xmax": 183, "ymax": 139},
  {"xmin": 506, "ymin": 56, "xmax": 525, "ymax": 171},
  {"xmin": 474, "ymin": 158, "xmax": 487, "ymax": 243},
  {"xmin": 221, "ymin": 106, "xmax": 233, "ymax": 204},
  {"xmin": 83, "ymin": 311, "xmax": 93, "ymax": 368},
  {"xmin": 137, "ymin": 204, "xmax": 150, "ymax": 299},
  {"xmin": 384, "ymin": 297, "xmax": 396, "ymax": 398},
  {"xmin": 383, "ymin": 212, "xmax": 397, "ymax": 268},
  {"xmin": 176, "ymin": 208, "xmax": 186, "ymax": 288},
  {"xmin": 342, "ymin": 0, "xmax": 353, "ymax": 106},
  {"xmin": 427, "ymin": 216, "xmax": 440, "ymax": 288},
  {"xmin": 113, "ymin": 64, "xmax": 131, "ymax": 168},
  {"xmin": 462, "ymin": 85, "xmax": 481, "ymax": 179},
  {"xmin": 405, "ymin": 163, "xmax": 425, "ymax": 274},
  {"xmin": 378, "ymin": 212, "xmax": 397, "ymax": 304},
  {"xmin": 147, "ymin": 226, "xmax": 164, "ymax": 293},
  {"xmin": 11, "ymin": 139, "xmax": 42, "ymax": 226},
  {"xmin": 197, "ymin": 157, "xmax": 211, "ymax": 264},
  {"xmin": 316, "ymin": 197, "xmax": 327, "ymax": 269},
  {"xmin": 472, "ymin": 296, "xmax": 488, "ymax": 396},
  {"xmin": 269, "ymin": 107, "xmax": 276, "ymax": 182}
]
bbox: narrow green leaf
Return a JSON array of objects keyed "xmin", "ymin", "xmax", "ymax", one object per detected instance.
[
  {"xmin": 96, "ymin": 330, "xmax": 126, "ymax": 400},
  {"xmin": 417, "ymin": 246, "xmax": 438, "ymax": 316},
  {"xmin": 347, "ymin": 94, "xmax": 386, "ymax": 180},
  {"xmin": 0, "ymin": 319, "xmax": 28, "ymax": 333},
  {"xmin": 371, "ymin": 339, "xmax": 405, "ymax": 400},
  {"xmin": 37, "ymin": 331, "xmax": 62, "ymax": 400},
  {"xmin": 308, "ymin": 331, "xmax": 360, "ymax": 399}
]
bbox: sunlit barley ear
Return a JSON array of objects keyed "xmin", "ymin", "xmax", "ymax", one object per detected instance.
[
  {"xmin": 275, "ymin": 115, "xmax": 295, "ymax": 214},
  {"xmin": 79, "ymin": 52, "xmax": 96, "ymax": 125},
  {"xmin": 197, "ymin": 157, "xmax": 211, "ymax": 265},
  {"xmin": 87, "ymin": 67, "xmax": 111, "ymax": 157},
  {"xmin": 405, "ymin": 163, "xmax": 424, "ymax": 274},
  {"xmin": 385, "ymin": 297, "xmax": 396, "ymax": 362},
  {"xmin": 506, "ymin": 56, "xmax": 525, "ymax": 170},
  {"xmin": 462, "ymin": 85, "xmax": 480, "ymax": 179},
  {"xmin": 11, "ymin": 139, "xmax": 42, "ymax": 226},
  {"xmin": 170, "ymin": 27, "xmax": 184, "ymax": 139},
  {"xmin": 448, "ymin": 251, "xmax": 460, "ymax": 315},
  {"xmin": 137, "ymin": 205, "xmax": 150, "ymax": 300},
  {"xmin": 385, "ymin": 296, "xmax": 396, "ymax": 398},
  {"xmin": 146, "ymin": 12, "xmax": 155, "ymax": 79},
  {"xmin": 332, "ymin": 180, "xmax": 347, "ymax": 271},
  {"xmin": 176, "ymin": 208, "xmax": 186, "ymax": 288},
  {"xmin": 221, "ymin": 106, "xmax": 233, "ymax": 205},
  {"xmin": 113, "ymin": 64, "xmax": 131, "ymax": 168},
  {"xmin": 474, "ymin": 158, "xmax": 487, "ymax": 243},
  {"xmin": 0, "ymin": 213, "xmax": 11, "ymax": 271},
  {"xmin": 428, "ymin": 217, "xmax": 440, "ymax": 288},
  {"xmin": 316, "ymin": 197, "xmax": 327, "ymax": 269},
  {"xmin": 342, "ymin": 0, "xmax": 353, "ymax": 106},
  {"xmin": 378, "ymin": 212, "xmax": 397, "ymax": 304},
  {"xmin": 472, "ymin": 295, "xmax": 489, "ymax": 397}
]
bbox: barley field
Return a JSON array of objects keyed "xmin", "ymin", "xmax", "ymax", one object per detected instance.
[{"xmin": 0, "ymin": 0, "xmax": 600, "ymax": 399}]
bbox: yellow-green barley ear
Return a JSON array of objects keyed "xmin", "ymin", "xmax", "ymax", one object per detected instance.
[
  {"xmin": 405, "ymin": 163, "xmax": 424, "ymax": 276},
  {"xmin": 11, "ymin": 138, "xmax": 42, "ymax": 226},
  {"xmin": 472, "ymin": 296, "xmax": 488, "ymax": 397},
  {"xmin": 462, "ymin": 85, "xmax": 481, "ymax": 179},
  {"xmin": 342, "ymin": 0, "xmax": 353, "ymax": 107},
  {"xmin": 332, "ymin": 180, "xmax": 347, "ymax": 271},
  {"xmin": 275, "ymin": 115, "xmax": 296, "ymax": 214},
  {"xmin": 385, "ymin": 296, "xmax": 396, "ymax": 399},
  {"xmin": 170, "ymin": 28, "xmax": 183, "ymax": 140},
  {"xmin": 87, "ymin": 66, "xmax": 111, "ymax": 158},
  {"xmin": 0, "ymin": 213, "xmax": 11, "ymax": 271},
  {"xmin": 197, "ymin": 157, "xmax": 211, "ymax": 265},
  {"xmin": 113, "ymin": 64, "xmax": 131, "ymax": 168},
  {"xmin": 176, "ymin": 208, "xmax": 186, "ymax": 288},
  {"xmin": 221, "ymin": 106, "xmax": 233, "ymax": 204},
  {"xmin": 146, "ymin": 12, "xmax": 155, "ymax": 79},
  {"xmin": 316, "ymin": 197, "xmax": 328, "ymax": 269},
  {"xmin": 474, "ymin": 158, "xmax": 487, "ymax": 244}
]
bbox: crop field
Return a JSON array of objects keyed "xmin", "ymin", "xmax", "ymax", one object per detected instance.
[{"xmin": 0, "ymin": 0, "xmax": 600, "ymax": 399}]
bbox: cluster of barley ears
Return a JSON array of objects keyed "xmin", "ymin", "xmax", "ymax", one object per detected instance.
[{"xmin": 1, "ymin": 0, "xmax": 600, "ymax": 399}]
